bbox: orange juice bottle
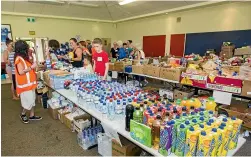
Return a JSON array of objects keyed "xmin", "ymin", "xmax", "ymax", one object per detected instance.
[
  {"xmin": 180, "ymin": 97, "xmax": 188, "ymax": 107},
  {"xmin": 193, "ymin": 95, "xmax": 202, "ymax": 109},
  {"xmin": 187, "ymin": 98, "xmax": 196, "ymax": 110},
  {"xmin": 205, "ymin": 97, "xmax": 217, "ymax": 111},
  {"xmin": 208, "ymin": 128, "xmax": 220, "ymax": 156}
]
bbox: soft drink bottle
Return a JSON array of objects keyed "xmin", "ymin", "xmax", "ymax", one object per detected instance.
[
  {"xmin": 125, "ymin": 103, "xmax": 134, "ymax": 131},
  {"xmin": 152, "ymin": 115, "xmax": 162, "ymax": 150},
  {"xmin": 133, "ymin": 107, "xmax": 143, "ymax": 123}
]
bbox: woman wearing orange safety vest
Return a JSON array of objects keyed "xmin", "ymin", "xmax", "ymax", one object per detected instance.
[{"xmin": 14, "ymin": 40, "xmax": 42, "ymax": 124}]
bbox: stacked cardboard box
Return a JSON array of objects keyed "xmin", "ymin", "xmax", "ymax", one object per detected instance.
[
  {"xmin": 235, "ymin": 47, "xmax": 251, "ymax": 55},
  {"xmin": 220, "ymin": 45, "xmax": 235, "ymax": 59},
  {"xmin": 159, "ymin": 68, "xmax": 184, "ymax": 82},
  {"xmin": 112, "ymin": 137, "xmax": 141, "ymax": 156}
]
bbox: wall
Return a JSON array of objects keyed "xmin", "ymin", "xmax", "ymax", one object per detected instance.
[
  {"xmin": 116, "ymin": 2, "xmax": 251, "ymax": 55},
  {"xmin": 1, "ymin": 15, "xmax": 117, "ymax": 43}
]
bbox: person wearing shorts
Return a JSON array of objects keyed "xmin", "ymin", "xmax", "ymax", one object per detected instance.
[{"xmin": 14, "ymin": 40, "xmax": 42, "ymax": 124}]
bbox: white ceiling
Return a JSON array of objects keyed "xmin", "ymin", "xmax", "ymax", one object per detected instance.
[{"xmin": 2, "ymin": 0, "xmax": 222, "ymax": 22}]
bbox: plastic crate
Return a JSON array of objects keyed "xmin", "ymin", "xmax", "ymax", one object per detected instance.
[{"xmin": 97, "ymin": 133, "xmax": 112, "ymax": 156}]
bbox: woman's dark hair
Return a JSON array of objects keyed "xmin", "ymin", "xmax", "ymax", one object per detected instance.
[
  {"xmin": 48, "ymin": 39, "xmax": 60, "ymax": 50},
  {"xmin": 5, "ymin": 37, "xmax": 13, "ymax": 45},
  {"xmin": 128, "ymin": 40, "xmax": 132, "ymax": 44},
  {"xmin": 70, "ymin": 38, "xmax": 78, "ymax": 43},
  {"xmin": 14, "ymin": 40, "xmax": 30, "ymax": 62},
  {"xmin": 123, "ymin": 43, "xmax": 127, "ymax": 46}
]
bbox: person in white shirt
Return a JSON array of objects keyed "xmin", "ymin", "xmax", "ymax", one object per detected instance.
[{"xmin": 83, "ymin": 56, "xmax": 93, "ymax": 73}]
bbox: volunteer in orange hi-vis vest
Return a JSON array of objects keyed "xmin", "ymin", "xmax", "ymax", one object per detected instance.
[{"xmin": 14, "ymin": 40, "xmax": 42, "ymax": 124}]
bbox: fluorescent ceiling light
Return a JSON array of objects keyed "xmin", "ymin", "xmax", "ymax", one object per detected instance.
[
  {"xmin": 28, "ymin": 0, "xmax": 65, "ymax": 5},
  {"xmin": 68, "ymin": 2, "xmax": 99, "ymax": 7},
  {"xmin": 119, "ymin": 0, "xmax": 135, "ymax": 5}
]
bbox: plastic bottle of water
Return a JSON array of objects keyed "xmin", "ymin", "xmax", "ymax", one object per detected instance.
[
  {"xmin": 123, "ymin": 102, "xmax": 127, "ymax": 116},
  {"xmin": 108, "ymin": 99, "xmax": 115, "ymax": 120},
  {"xmin": 115, "ymin": 101, "xmax": 123, "ymax": 115},
  {"xmin": 102, "ymin": 102, "xmax": 107, "ymax": 114}
]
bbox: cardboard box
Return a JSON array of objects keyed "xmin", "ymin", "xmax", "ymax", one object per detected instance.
[
  {"xmin": 109, "ymin": 63, "xmax": 114, "ymax": 71},
  {"xmin": 143, "ymin": 65, "xmax": 160, "ymax": 77},
  {"xmin": 159, "ymin": 68, "xmax": 184, "ymax": 82},
  {"xmin": 132, "ymin": 65, "xmax": 144, "ymax": 74},
  {"xmin": 180, "ymin": 72, "xmax": 208, "ymax": 88},
  {"xmin": 235, "ymin": 47, "xmax": 251, "ymax": 55},
  {"xmin": 113, "ymin": 62, "xmax": 131, "ymax": 72},
  {"xmin": 48, "ymin": 105, "xmax": 64, "ymax": 120},
  {"xmin": 73, "ymin": 114, "xmax": 91, "ymax": 133},
  {"xmin": 206, "ymin": 76, "xmax": 242, "ymax": 94},
  {"xmin": 57, "ymin": 109, "xmax": 71, "ymax": 123},
  {"xmin": 241, "ymin": 80, "xmax": 251, "ymax": 98},
  {"xmin": 112, "ymin": 136, "xmax": 141, "ymax": 156},
  {"xmin": 173, "ymin": 88, "xmax": 195, "ymax": 100},
  {"xmin": 219, "ymin": 99, "xmax": 251, "ymax": 130}
]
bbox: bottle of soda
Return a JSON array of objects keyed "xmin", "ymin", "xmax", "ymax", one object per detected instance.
[{"xmin": 125, "ymin": 103, "xmax": 134, "ymax": 131}]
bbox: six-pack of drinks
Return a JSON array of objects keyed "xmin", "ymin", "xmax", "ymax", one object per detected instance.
[{"xmin": 66, "ymin": 79, "xmax": 242, "ymax": 156}]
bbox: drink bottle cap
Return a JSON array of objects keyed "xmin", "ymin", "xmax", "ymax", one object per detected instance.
[
  {"xmin": 212, "ymin": 128, "xmax": 217, "ymax": 132},
  {"xmin": 185, "ymin": 121, "xmax": 190, "ymax": 125},
  {"xmin": 191, "ymin": 112, "xmax": 195, "ymax": 115},
  {"xmin": 150, "ymin": 113, "xmax": 154, "ymax": 116},
  {"xmin": 231, "ymin": 116, "xmax": 236, "ymax": 120},
  {"xmin": 219, "ymin": 125, "xmax": 224, "ymax": 129},
  {"xmin": 209, "ymin": 119, "xmax": 214, "ymax": 123},
  {"xmin": 182, "ymin": 113, "xmax": 187, "ymax": 116},
  {"xmin": 123, "ymin": 102, "xmax": 126, "ymax": 105},
  {"xmin": 154, "ymin": 104, "xmax": 158, "ymax": 107},
  {"xmin": 182, "ymin": 106, "xmax": 186, "ymax": 111},
  {"xmin": 223, "ymin": 118, "xmax": 228, "ymax": 122},
  {"xmin": 180, "ymin": 124, "xmax": 185, "ymax": 128},
  {"xmin": 192, "ymin": 119, "xmax": 197, "ymax": 123},
  {"xmin": 200, "ymin": 112, "xmax": 204, "ymax": 116},
  {"xmin": 156, "ymin": 115, "xmax": 161, "ymax": 119},
  {"xmin": 199, "ymin": 124, "xmax": 204, "ymax": 128},
  {"xmin": 171, "ymin": 120, "xmax": 175, "ymax": 125},
  {"xmin": 221, "ymin": 122, "xmax": 226, "ymax": 127},
  {"xmin": 201, "ymin": 131, "xmax": 206, "ymax": 136},
  {"xmin": 207, "ymin": 122, "xmax": 211, "ymax": 126},
  {"xmin": 167, "ymin": 121, "xmax": 172, "ymax": 125},
  {"xmin": 190, "ymin": 106, "xmax": 195, "ymax": 109},
  {"xmin": 176, "ymin": 115, "xmax": 180, "ymax": 119},
  {"xmin": 209, "ymin": 111, "xmax": 214, "ymax": 114},
  {"xmin": 200, "ymin": 108, "xmax": 205, "ymax": 111},
  {"xmin": 189, "ymin": 127, "xmax": 194, "ymax": 131},
  {"xmin": 199, "ymin": 117, "xmax": 204, "ymax": 121}
]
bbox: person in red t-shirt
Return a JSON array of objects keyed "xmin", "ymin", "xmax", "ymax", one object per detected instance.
[{"xmin": 92, "ymin": 38, "xmax": 109, "ymax": 80}]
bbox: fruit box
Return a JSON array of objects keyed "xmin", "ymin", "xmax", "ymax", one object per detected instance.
[
  {"xmin": 132, "ymin": 65, "xmax": 144, "ymax": 75},
  {"xmin": 180, "ymin": 72, "xmax": 208, "ymax": 88},
  {"xmin": 206, "ymin": 76, "xmax": 242, "ymax": 94},
  {"xmin": 241, "ymin": 80, "xmax": 251, "ymax": 98},
  {"xmin": 112, "ymin": 136, "xmax": 142, "ymax": 156},
  {"xmin": 159, "ymin": 68, "xmax": 184, "ymax": 82},
  {"xmin": 218, "ymin": 99, "xmax": 251, "ymax": 130},
  {"xmin": 143, "ymin": 65, "xmax": 160, "ymax": 77},
  {"xmin": 130, "ymin": 120, "xmax": 152, "ymax": 147}
]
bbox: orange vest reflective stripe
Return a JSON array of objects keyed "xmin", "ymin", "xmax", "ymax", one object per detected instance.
[{"xmin": 15, "ymin": 56, "xmax": 37, "ymax": 95}]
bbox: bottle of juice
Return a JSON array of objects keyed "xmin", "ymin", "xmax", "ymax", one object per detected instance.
[
  {"xmin": 170, "ymin": 120, "xmax": 178, "ymax": 153},
  {"xmin": 133, "ymin": 107, "xmax": 143, "ymax": 123},
  {"xmin": 175, "ymin": 124, "xmax": 187, "ymax": 156},
  {"xmin": 229, "ymin": 117, "xmax": 243, "ymax": 150},
  {"xmin": 197, "ymin": 131, "xmax": 213, "ymax": 156},
  {"xmin": 209, "ymin": 128, "xmax": 219, "ymax": 156},
  {"xmin": 221, "ymin": 125, "xmax": 233, "ymax": 156},
  {"xmin": 208, "ymin": 110, "xmax": 214, "ymax": 118},
  {"xmin": 163, "ymin": 112, "xmax": 170, "ymax": 124},
  {"xmin": 217, "ymin": 125, "xmax": 227, "ymax": 156},
  {"xmin": 205, "ymin": 97, "xmax": 217, "ymax": 111},
  {"xmin": 139, "ymin": 103, "xmax": 144, "ymax": 112},
  {"xmin": 187, "ymin": 98, "xmax": 196, "ymax": 110},
  {"xmin": 180, "ymin": 97, "xmax": 188, "ymax": 107},
  {"xmin": 184, "ymin": 126, "xmax": 199, "ymax": 157},
  {"xmin": 147, "ymin": 113, "xmax": 156, "ymax": 128},
  {"xmin": 152, "ymin": 115, "xmax": 162, "ymax": 150},
  {"xmin": 159, "ymin": 121, "xmax": 173, "ymax": 156},
  {"xmin": 175, "ymin": 99, "xmax": 181, "ymax": 106},
  {"xmin": 181, "ymin": 106, "xmax": 187, "ymax": 115},
  {"xmin": 143, "ymin": 109, "xmax": 151, "ymax": 125},
  {"xmin": 193, "ymin": 95, "xmax": 202, "ymax": 109}
]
